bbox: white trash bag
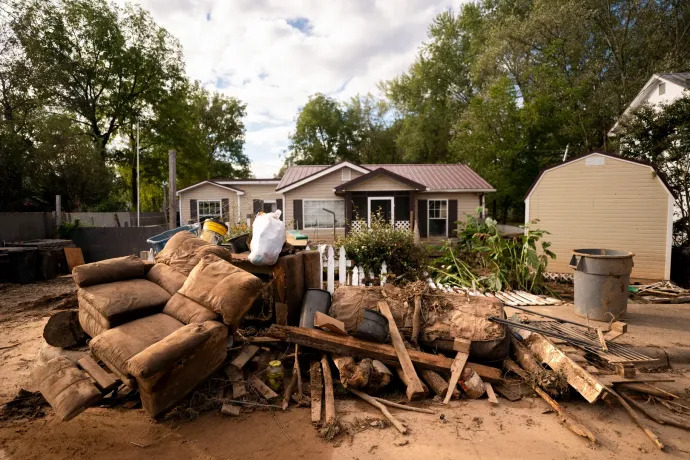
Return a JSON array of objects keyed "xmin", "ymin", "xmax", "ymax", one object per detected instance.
[{"xmin": 248, "ymin": 210, "xmax": 286, "ymax": 266}]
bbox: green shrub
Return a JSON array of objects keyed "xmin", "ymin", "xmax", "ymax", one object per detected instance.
[
  {"xmin": 224, "ymin": 222, "xmax": 251, "ymax": 240},
  {"xmin": 58, "ymin": 219, "xmax": 80, "ymax": 238},
  {"xmin": 336, "ymin": 212, "xmax": 427, "ymax": 281},
  {"xmin": 433, "ymin": 215, "xmax": 555, "ymax": 293}
]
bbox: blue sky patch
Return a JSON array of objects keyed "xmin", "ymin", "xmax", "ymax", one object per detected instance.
[{"xmin": 286, "ymin": 17, "xmax": 313, "ymax": 35}]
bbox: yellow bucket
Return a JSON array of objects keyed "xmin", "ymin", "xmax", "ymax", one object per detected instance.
[{"xmin": 201, "ymin": 219, "xmax": 228, "ymax": 244}]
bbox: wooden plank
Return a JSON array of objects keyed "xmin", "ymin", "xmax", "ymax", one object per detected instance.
[
  {"xmin": 221, "ymin": 403, "xmax": 241, "ymax": 416},
  {"xmin": 338, "ymin": 246, "xmax": 346, "ymax": 286},
  {"xmin": 309, "ymin": 360, "xmax": 323, "ymax": 424},
  {"xmin": 224, "ymin": 365, "xmax": 243, "ymax": 382},
  {"xmin": 78, "ymin": 356, "xmax": 118, "ymax": 392},
  {"xmin": 266, "ymin": 325, "xmax": 503, "ymax": 383},
  {"xmin": 64, "ymin": 247, "xmax": 85, "ymax": 271},
  {"xmin": 232, "ymin": 381, "xmax": 247, "ymax": 399},
  {"xmin": 231, "ymin": 345, "xmax": 260, "ymax": 370},
  {"xmin": 248, "ymin": 375, "xmax": 279, "ymax": 400},
  {"xmin": 444, "ymin": 350, "xmax": 468, "ymax": 404},
  {"xmin": 326, "ymin": 246, "xmax": 335, "ymax": 294},
  {"xmin": 321, "ymin": 355, "xmax": 335, "ymax": 424},
  {"xmin": 377, "ymin": 301, "xmax": 425, "ymax": 401},
  {"xmin": 485, "ymin": 382, "xmax": 499, "ymax": 405},
  {"xmin": 313, "ymin": 312, "xmax": 347, "ymax": 335}
]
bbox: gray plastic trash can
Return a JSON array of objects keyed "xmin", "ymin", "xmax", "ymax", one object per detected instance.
[{"xmin": 569, "ymin": 249, "xmax": 634, "ymax": 321}]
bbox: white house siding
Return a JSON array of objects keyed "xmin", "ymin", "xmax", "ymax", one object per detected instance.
[
  {"xmin": 416, "ymin": 192, "xmax": 482, "ymax": 242},
  {"xmin": 645, "ymin": 79, "xmax": 687, "ymax": 107},
  {"xmin": 346, "ymin": 175, "xmax": 414, "ymax": 191},
  {"xmin": 526, "ymin": 154, "xmax": 671, "ymax": 280},
  {"xmin": 179, "ymin": 183, "xmax": 239, "ymax": 225}
]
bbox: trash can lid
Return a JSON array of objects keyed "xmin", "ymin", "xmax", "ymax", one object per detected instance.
[{"xmin": 572, "ymin": 248, "xmax": 634, "ymax": 258}]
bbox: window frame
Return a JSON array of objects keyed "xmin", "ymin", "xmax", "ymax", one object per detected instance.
[
  {"xmin": 303, "ymin": 199, "xmax": 346, "ymax": 229},
  {"xmin": 197, "ymin": 199, "xmax": 222, "ymax": 223},
  {"xmin": 367, "ymin": 196, "xmax": 395, "ymax": 227},
  {"xmin": 659, "ymin": 82, "xmax": 666, "ymax": 96},
  {"xmin": 341, "ymin": 168, "xmax": 352, "ymax": 182},
  {"xmin": 427, "ymin": 199, "xmax": 448, "ymax": 238}
]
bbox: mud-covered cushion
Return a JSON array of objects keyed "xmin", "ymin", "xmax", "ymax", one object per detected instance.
[
  {"xmin": 178, "ymin": 254, "xmax": 263, "ymax": 328},
  {"xmin": 78, "ymin": 279, "xmax": 170, "ymax": 330},
  {"xmin": 89, "ymin": 313, "xmax": 184, "ymax": 377},
  {"xmin": 146, "ymin": 263, "xmax": 187, "ymax": 295},
  {"xmin": 163, "ymin": 293, "xmax": 220, "ymax": 324},
  {"xmin": 73, "ymin": 255, "xmax": 145, "ymax": 288},
  {"xmin": 154, "ymin": 232, "xmax": 232, "ymax": 276}
]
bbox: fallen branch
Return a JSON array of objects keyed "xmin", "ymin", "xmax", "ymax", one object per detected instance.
[
  {"xmin": 373, "ymin": 397, "xmax": 435, "ymax": 414},
  {"xmin": 607, "ymin": 388, "xmax": 664, "ymax": 450},
  {"xmin": 620, "ymin": 392, "xmax": 690, "ymax": 432},
  {"xmin": 349, "ymin": 388, "xmax": 407, "ymax": 434}
]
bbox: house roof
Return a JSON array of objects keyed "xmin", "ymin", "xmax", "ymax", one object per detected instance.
[
  {"xmin": 176, "ymin": 180, "xmax": 245, "ymax": 196},
  {"xmin": 523, "ymin": 151, "xmax": 674, "ymax": 201},
  {"xmin": 277, "ymin": 163, "xmax": 495, "ymax": 192},
  {"xmin": 609, "ymin": 72, "xmax": 690, "ymax": 135},
  {"xmin": 334, "ymin": 168, "xmax": 427, "ymax": 193}
]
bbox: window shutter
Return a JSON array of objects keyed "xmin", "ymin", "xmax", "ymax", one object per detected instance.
[
  {"xmin": 190, "ymin": 199, "xmax": 197, "ymax": 223},
  {"xmin": 221, "ymin": 198, "xmax": 230, "ymax": 222},
  {"xmin": 418, "ymin": 199, "xmax": 427, "ymax": 238},
  {"xmin": 448, "ymin": 199, "xmax": 458, "ymax": 237},
  {"xmin": 276, "ymin": 199, "xmax": 283, "ymax": 220},
  {"xmin": 293, "ymin": 199, "xmax": 303, "ymax": 230},
  {"xmin": 252, "ymin": 199, "xmax": 262, "ymax": 216}
]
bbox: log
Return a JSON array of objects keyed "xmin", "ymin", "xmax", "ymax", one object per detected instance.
[
  {"xmin": 265, "ymin": 325, "xmax": 503, "ymax": 383},
  {"xmin": 43, "ymin": 310, "xmax": 87, "ymax": 348},
  {"xmin": 411, "ymin": 295, "xmax": 422, "ymax": 345},
  {"xmin": 607, "ymin": 388, "xmax": 664, "ymax": 450},
  {"xmin": 321, "ymin": 355, "xmax": 335, "ymax": 425},
  {"xmin": 78, "ymin": 356, "xmax": 118, "ymax": 392},
  {"xmin": 620, "ymin": 392, "xmax": 690, "ymax": 432},
  {"xmin": 373, "ymin": 397, "xmax": 435, "ymax": 414},
  {"xmin": 377, "ymin": 301, "xmax": 425, "ymax": 401},
  {"xmin": 309, "ymin": 360, "xmax": 323, "ymax": 424},
  {"xmin": 420, "ymin": 369, "xmax": 459, "ymax": 399},
  {"xmin": 349, "ymin": 388, "xmax": 407, "ymax": 434}
]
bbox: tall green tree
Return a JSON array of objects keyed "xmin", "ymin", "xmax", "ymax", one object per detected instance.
[{"xmin": 616, "ymin": 95, "xmax": 690, "ymax": 246}]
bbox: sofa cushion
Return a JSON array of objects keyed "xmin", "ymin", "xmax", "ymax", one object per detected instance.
[
  {"xmin": 146, "ymin": 263, "xmax": 187, "ymax": 295},
  {"xmin": 154, "ymin": 231, "xmax": 198, "ymax": 266},
  {"xmin": 179, "ymin": 254, "xmax": 263, "ymax": 328},
  {"xmin": 73, "ymin": 255, "xmax": 145, "ymax": 288},
  {"xmin": 163, "ymin": 293, "xmax": 219, "ymax": 324},
  {"xmin": 89, "ymin": 313, "xmax": 184, "ymax": 378},
  {"xmin": 78, "ymin": 279, "xmax": 170, "ymax": 330},
  {"xmin": 154, "ymin": 231, "xmax": 232, "ymax": 276}
]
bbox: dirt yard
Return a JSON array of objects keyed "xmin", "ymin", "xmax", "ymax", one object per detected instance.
[{"xmin": 2, "ymin": 279, "xmax": 690, "ymax": 459}]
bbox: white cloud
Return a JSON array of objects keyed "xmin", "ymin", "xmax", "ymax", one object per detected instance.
[{"xmin": 130, "ymin": 0, "xmax": 467, "ymax": 177}]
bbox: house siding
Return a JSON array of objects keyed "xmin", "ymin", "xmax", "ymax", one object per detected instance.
[
  {"xmin": 179, "ymin": 184, "xmax": 239, "ymax": 225},
  {"xmin": 237, "ymin": 184, "xmax": 283, "ymax": 222},
  {"xmin": 346, "ymin": 175, "xmax": 415, "ymax": 191},
  {"xmin": 526, "ymin": 154, "xmax": 671, "ymax": 279},
  {"xmin": 416, "ymin": 192, "xmax": 482, "ymax": 242}
]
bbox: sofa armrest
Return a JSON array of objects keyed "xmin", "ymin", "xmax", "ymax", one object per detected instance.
[
  {"xmin": 73, "ymin": 255, "xmax": 145, "ymax": 287},
  {"xmin": 127, "ymin": 321, "xmax": 226, "ymax": 380}
]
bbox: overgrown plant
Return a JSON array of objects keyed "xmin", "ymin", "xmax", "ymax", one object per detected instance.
[
  {"xmin": 433, "ymin": 215, "xmax": 555, "ymax": 293},
  {"xmin": 336, "ymin": 212, "xmax": 427, "ymax": 281}
]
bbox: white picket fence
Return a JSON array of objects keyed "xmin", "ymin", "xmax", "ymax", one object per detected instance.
[{"xmin": 306, "ymin": 244, "xmax": 390, "ymax": 294}]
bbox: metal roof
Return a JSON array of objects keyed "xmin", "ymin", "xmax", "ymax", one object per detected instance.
[
  {"xmin": 275, "ymin": 165, "xmax": 330, "ymax": 189},
  {"xmin": 659, "ymin": 72, "xmax": 690, "ymax": 89}
]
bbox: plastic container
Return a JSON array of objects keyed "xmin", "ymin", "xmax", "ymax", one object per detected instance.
[
  {"xmin": 299, "ymin": 289, "xmax": 332, "ymax": 328},
  {"xmin": 352, "ymin": 308, "xmax": 389, "ymax": 343},
  {"xmin": 459, "ymin": 367, "xmax": 485, "ymax": 399},
  {"xmin": 569, "ymin": 248, "xmax": 634, "ymax": 321},
  {"xmin": 146, "ymin": 224, "xmax": 200, "ymax": 253},
  {"xmin": 200, "ymin": 218, "xmax": 228, "ymax": 245},
  {"xmin": 227, "ymin": 233, "xmax": 250, "ymax": 253},
  {"xmin": 266, "ymin": 360, "xmax": 284, "ymax": 392}
]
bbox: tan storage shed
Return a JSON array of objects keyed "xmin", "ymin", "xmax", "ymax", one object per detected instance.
[{"xmin": 524, "ymin": 152, "xmax": 674, "ymax": 280}]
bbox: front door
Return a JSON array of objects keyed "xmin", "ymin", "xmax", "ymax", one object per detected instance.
[{"xmin": 368, "ymin": 197, "xmax": 394, "ymax": 225}]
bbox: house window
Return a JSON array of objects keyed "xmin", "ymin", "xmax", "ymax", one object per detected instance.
[
  {"xmin": 341, "ymin": 168, "xmax": 352, "ymax": 181},
  {"xmin": 659, "ymin": 82, "xmax": 665, "ymax": 96},
  {"xmin": 198, "ymin": 200, "xmax": 222, "ymax": 222},
  {"xmin": 262, "ymin": 200, "xmax": 277, "ymax": 213},
  {"xmin": 304, "ymin": 200, "xmax": 345, "ymax": 228},
  {"xmin": 428, "ymin": 199, "xmax": 447, "ymax": 237}
]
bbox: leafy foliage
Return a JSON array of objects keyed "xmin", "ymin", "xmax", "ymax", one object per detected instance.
[
  {"xmin": 336, "ymin": 212, "xmax": 428, "ymax": 281},
  {"xmin": 616, "ymin": 95, "xmax": 690, "ymax": 246},
  {"xmin": 433, "ymin": 215, "xmax": 556, "ymax": 293}
]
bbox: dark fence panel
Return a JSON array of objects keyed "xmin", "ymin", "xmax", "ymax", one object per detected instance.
[
  {"xmin": 70, "ymin": 225, "xmax": 167, "ymax": 262},
  {"xmin": 0, "ymin": 212, "xmax": 54, "ymax": 243}
]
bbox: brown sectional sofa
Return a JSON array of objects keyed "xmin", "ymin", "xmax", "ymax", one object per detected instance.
[{"xmin": 74, "ymin": 232, "xmax": 263, "ymax": 417}]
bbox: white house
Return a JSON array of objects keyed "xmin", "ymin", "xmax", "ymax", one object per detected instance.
[{"xmin": 609, "ymin": 72, "xmax": 690, "ymax": 136}]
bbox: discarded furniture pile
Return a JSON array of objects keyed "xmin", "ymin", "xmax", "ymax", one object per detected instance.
[
  {"xmin": 629, "ymin": 281, "xmax": 690, "ymax": 304},
  {"xmin": 29, "ymin": 232, "xmax": 690, "ymax": 453}
]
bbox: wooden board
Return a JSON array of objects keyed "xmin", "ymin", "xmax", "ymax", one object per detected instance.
[
  {"xmin": 313, "ymin": 312, "xmax": 347, "ymax": 335},
  {"xmin": 377, "ymin": 301, "xmax": 425, "ymax": 401},
  {"xmin": 310, "ymin": 360, "xmax": 323, "ymax": 424},
  {"xmin": 221, "ymin": 403, "xmax": 241, "ymax": 416},
  {"xmin": 248, "ymin": 375, "xmax": 279, "ymax": 400},
  {"xmin": 64, "ymin": 247, "xmax": 85, "ymax": 271},
  {"xmin": 78, "ymin": 356, "xmax": 118, "ymax": 392},
  {"xmin": 444, "ymin": 350, "xmax": 468, "ymax": 404},
  {"xmin": 485, "ymin": 382, "xmax": 499, "ymax": 405},
  {"xmin": 232, "ymin": 381, "xmax": 247, "ymax": 399},
  {"xmin": 266, "ymin": 325, "xmax": 502, "ymax": 383},
  {"xmin": 231, "ymin": 345, "xmax": 260, "ymax": 370},
  {"xmin": 224, "ymin": 365, "xmax": 243, "ymax": 382}
]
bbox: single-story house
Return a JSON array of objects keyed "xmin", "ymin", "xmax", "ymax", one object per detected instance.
[
  {"xmin": 524, "ymin": 151, "xmax": 674, "ymax": 280},
  {"xmin": 177, "ymin": 162, "xmax": 495, "ymax": 242}
]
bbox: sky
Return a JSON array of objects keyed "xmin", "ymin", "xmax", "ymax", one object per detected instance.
[{"xmin": 131, "ymin": 0, "xmax": 466, "ymax": 178}]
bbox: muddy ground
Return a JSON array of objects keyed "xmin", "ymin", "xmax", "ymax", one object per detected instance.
[{"xmin": 2, "ymin": 279, "xmax": 690, "ymax": 459}]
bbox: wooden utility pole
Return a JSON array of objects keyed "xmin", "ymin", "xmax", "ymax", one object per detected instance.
[
  {"xmin": 168, "ymin": 150, "xmax": 176, "ymax": 229},
  {"xmin": 55, "ymin": 195, "xmax": 62, "ymax": 228}
]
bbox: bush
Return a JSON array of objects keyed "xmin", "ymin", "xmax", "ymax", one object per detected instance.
[
  {"xmin": 433, "ymin": 215, "xmax": 555, "ymax": 293},
  {"xmin": 336, "ymin": 212, "xmax": 427, "ymax": 281}
]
